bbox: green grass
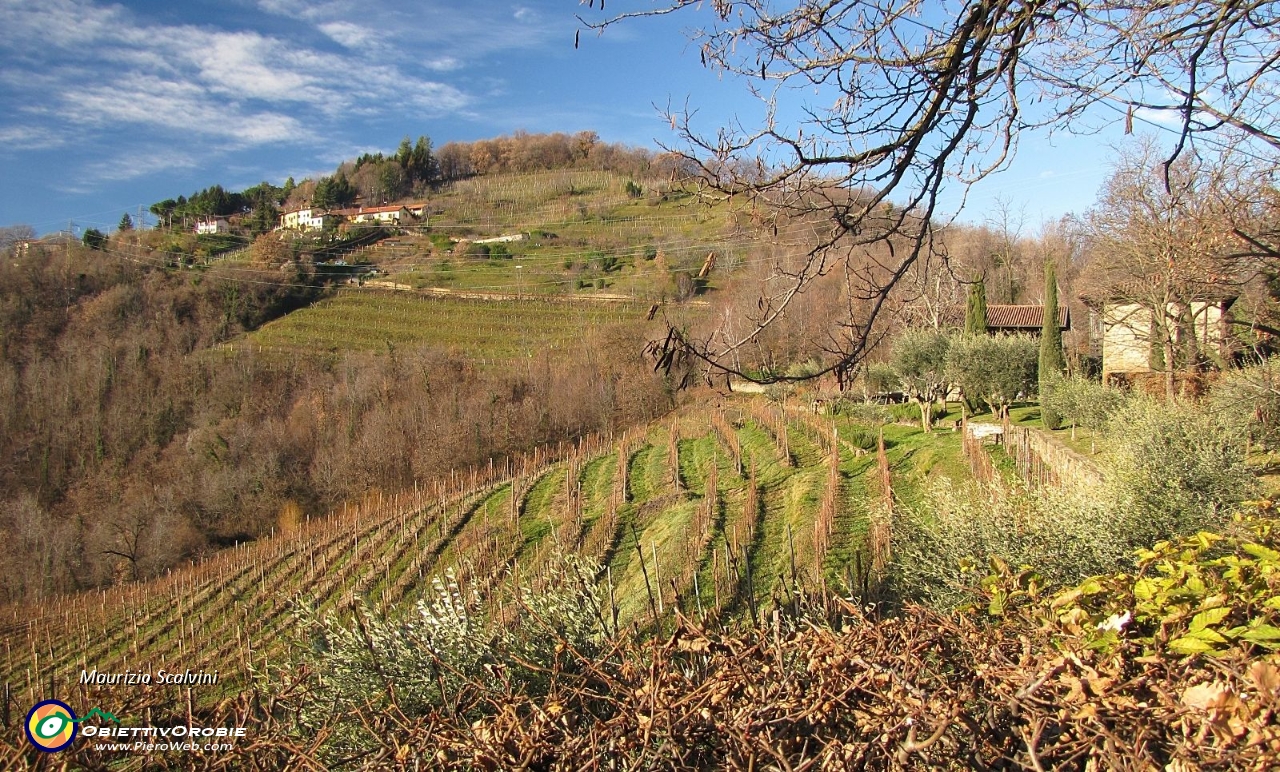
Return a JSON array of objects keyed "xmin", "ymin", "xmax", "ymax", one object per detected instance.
[{"xmin": 364, "ymin": 169, "xmax": 746, "ymax": 301}]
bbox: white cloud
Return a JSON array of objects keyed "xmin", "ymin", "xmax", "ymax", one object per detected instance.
[
  {"xmin": 0, "ymin": 0, "xmax": 480, "ymax": 147},
  {"xmin": 0, "ymin": 0, "xmax": 124, "ymax": 49},
  {"xmin": 60, "ymin": 74, "xmax": 308, "ymax": 145},
  {"xmin": 79, "ymin": 148, "xmax": 202, "ymax": 184},
  {"xmin": 425, "ymin": 56, "xmax": 463, "ymax": 72},
  {"xmin": 318, "ymin": 21, "xmax": 378, "ymax": 49},
  {"xmin": 1133, "ymin": 107, "xmax": 1187, "ymax": 127},
  {"xmin": 0, "ymin": 125, "xmax": 68, "ymax": 152},
  {"xmin": 0, "ymin": 0, "xmax": 583, "ymax": 201},
  {"xmin": 181, "ymin": 31, "xmax": 324, "ymax": 103}
]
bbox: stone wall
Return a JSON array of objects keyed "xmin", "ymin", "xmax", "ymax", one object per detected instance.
[{"xmin": 1004, "ymin": 423, "xmax": 1103, "ymax": 490}]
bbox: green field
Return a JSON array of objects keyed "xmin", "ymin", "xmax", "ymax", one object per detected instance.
[
  {"xmin": 353, "ymin": 169, "xmax": 750, "ymax": 299},
  {"xmin": 240, "ymin": 291, "xmax": 651, "ymax": 358}
]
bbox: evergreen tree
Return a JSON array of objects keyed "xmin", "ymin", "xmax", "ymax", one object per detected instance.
[
  {"xmin": 82, "ymin": 228, "xmax": 107, "ymax": 250},
  {"xmin": 1039, "ymin": 261, "xmax": 1067, "ymax": 429},
  {"xmin": 964, "ymin": 279, "xmax": 988, "ymax": 335},
  {"xmin": 312, "ymin": 175, "xmax": 354, "ymax": 209},
  {"xmin": 118, "ymin": 213, "xmax": 133, "ymax": 232},
  {"xmin": 396, "ymin": 136, "xmax": 413, "ymax": 168},
  {"xmin": 312, "ymin": 177, "xmax": 333, "ymax": 209},
  {"xmin": 248, "ymin": 203, "xmax": 279, "ymax": 237},
  {"xmin": 409, "ymin": 136, "xmax": 434, "ymax": 184}
]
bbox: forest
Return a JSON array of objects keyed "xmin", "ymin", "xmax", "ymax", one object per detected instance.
[{"xmin": 0, "ymin": 240, "xmax": 670, "ymax": 603}]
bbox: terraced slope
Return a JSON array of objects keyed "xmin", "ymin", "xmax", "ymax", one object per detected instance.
[
  {"xmin": 240, "ymin": 291, "xmax": 648, "ymax": 358},
  {"xmin": 0, "ymin": 399, "xmax": 975, "ymax": 709}
]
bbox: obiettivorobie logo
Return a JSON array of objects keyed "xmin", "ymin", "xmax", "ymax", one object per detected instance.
[
  {"xmin": 24, "ymin": 701, "xmax": 121, "ymax": 753},
  {"xmin": 24, "ymin": 700, "xmax": 246, "ymax": 754}
]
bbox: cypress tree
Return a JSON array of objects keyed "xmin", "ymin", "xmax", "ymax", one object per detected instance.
[
  {"xmin": 1039, "ymin": 261, "xmax": 1066, "ymax": 429},
  {"xmin": 964, "ymin": 279, "xmax": 988, "ymax": 335}
]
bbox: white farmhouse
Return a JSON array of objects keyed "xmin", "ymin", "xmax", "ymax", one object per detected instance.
[
  {"xmin": 280, "ymin": 207, "xmax": 339, "ymax": 231},
  {"xmin": 335, "ymin": 203, "xmax": 427, "ymax": 225},
  {"xmin": 195, "ymin": 218, "xmax": 231, "ymax": 235},
  {"xmin": 1086, "ymin": 296, "xmax": 1236, "ymax": 383}
]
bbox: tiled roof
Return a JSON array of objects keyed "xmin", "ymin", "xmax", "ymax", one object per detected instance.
[
  {"xmin": 355, "ymin": 204, "xmax": 409, "ymax": 214},
  {"xmin": 986, "ymin": 305, "xmax": 1070, "ymax": 330}
]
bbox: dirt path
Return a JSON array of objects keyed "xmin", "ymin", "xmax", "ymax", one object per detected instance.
[{"xmin": 362, "ymin": 280, "xmax": 708, "ymax": 307}]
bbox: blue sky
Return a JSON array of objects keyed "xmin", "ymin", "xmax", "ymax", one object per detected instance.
[{"xmin": 1, "ymin": 0, "xmax": 1141, "ymax": 236}]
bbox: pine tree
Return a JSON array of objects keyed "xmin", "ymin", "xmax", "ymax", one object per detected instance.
[
  {"xmin": 117, "ymin": 213, "xmax": 133, "ymax": 232},
  {"xmin": 964, "ymin": 279, "xmax": 988, "ymax": 335},
  {"xmin": 1039, "ymin": 261, "xmax": 1066, "ymax": 429},
  {"xmin": 410, "ymin": 136, "xmax": 434, "ymax": 184}
]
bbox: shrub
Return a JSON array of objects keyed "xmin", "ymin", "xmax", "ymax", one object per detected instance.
[
  {"xmin": 1099, "ymin": 396, "xmax": 1254, "ymax": 541},
  {"xmin": 294, "ymin": 555, "xmax": 611, "ymax": 753},
  {"xmin": 893, "ymin": 479, "xmax": 1132, "ymax": 609},
  {"xmin": 894, "ymin": 397, "xmax": 1254, "ymax": 610},
  {"xmin": 464, "ymin": 242, "xmax": 490, "ymax": 258},
  {"xmin": 843, "ymin": 425, "xmax": 878, "ymax": 451},
  {"xmin": 1209, "ymin": 359, "xmax": 1280, "ymax": 451},
  {"xmin": 888, "ymin": 402, "xmax": 924, "ymax": 424}
]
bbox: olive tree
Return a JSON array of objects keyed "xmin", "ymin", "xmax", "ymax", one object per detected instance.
[
  {"xmin": 889, "ymin": 329, "xmax": 952, "ymax": 431},
  {"xmin": 948, "ymin": 334, "xmax": 1037, "ymax": 414},
  {"xmin": 1041, "ymin": 373, "xmax": 1126, "ymax": 447}
]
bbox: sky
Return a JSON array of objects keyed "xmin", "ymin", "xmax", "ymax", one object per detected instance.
[{"xmin": 0, "ymin": 0, "xmax": 1144, "ymax": 237}]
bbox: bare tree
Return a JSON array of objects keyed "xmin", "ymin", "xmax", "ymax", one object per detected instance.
[
  {"xmin": 1081, "ymin": 138, "xmax": 1256, "ymax": 397},
  {"xmin": 0, "ymin": 224, "xmax": 35, "ymax": 256},
  {"xmin": 580, "ymin": 0, "xmax": 1280, "ymax": 386},
  {"xmin": 986, "ymin": 196, "xmax": 1028, "ymax": 304}
]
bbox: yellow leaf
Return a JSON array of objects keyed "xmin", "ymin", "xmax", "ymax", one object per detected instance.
[
  {"xmin": 1189, "ymin": 607, "xmax": 1231, "ymax": 633},
  {"xmin": 1169, "ymin": 636, "xmax": 1217, "ymax": 655}
]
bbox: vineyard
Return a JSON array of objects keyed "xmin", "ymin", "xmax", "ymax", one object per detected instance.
[
  {"xmin": 236, "ymin": 291, "xmax": 650, "ymax": 359},
  {"xmin": 0, "ymin": 398, "xmax": 979, "ymax": 721}
]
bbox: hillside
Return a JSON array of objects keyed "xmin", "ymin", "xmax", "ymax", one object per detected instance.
[
  {"xmin": 0, "ymin": 397, "xmax": 977, "ymax": 712},
  {"xmin": 238, "ymin": 292, "xmax": 647, "ymax": 359},
  {"xmin": 7, "ymin": 394, "xmax": 1276, "ymax": 770}
]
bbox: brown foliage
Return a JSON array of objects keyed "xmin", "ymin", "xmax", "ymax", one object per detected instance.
[{"xmin": 6, "ymin": 604, "xmax": 1277, "ymax": 769}]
